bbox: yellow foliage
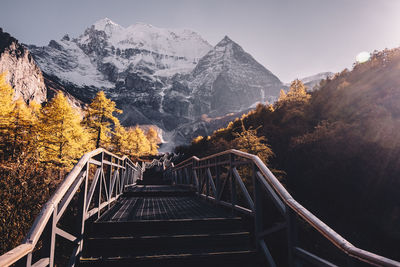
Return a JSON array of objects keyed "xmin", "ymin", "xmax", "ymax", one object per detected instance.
[
  {"xmin": 232, "ymin": 121, "xmax": 274, "ymax": 164},
  {"xmin": 8, "ymin": 98, "xmax": 37, "ymax": 158},
  {"xmin": 192, "ymin": 135, "xmax": 204, "ymax": 144},
  {"xmin": 0, "ymin": 72, "xmax": 14, "ymax": 134},
  {"xmin": 146, "ymin": 127, "xmax": 159, "ymax": 155},
  {"xmin": 286, "ymin": 79, "xmax": 310, "ymax": 101},
  {"xmin": 278, "ymin": 89, "xmax": 287, "ymax": 102},
  {"xmin": 276, "ymin": 80, "xmax": 310, "ymax": 110},
  {"xmin": 127, "ymin": 126, "xmax": 151, "ymax": 157},
  {"xmin": 39, "ymin": 92, "xmax": 89, "ymax": 168},
  {"xmin": 83, "ymin": 91, "xmax": 122, "ymax": 149}
]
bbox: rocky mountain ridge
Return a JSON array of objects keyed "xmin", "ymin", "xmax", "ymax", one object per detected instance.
[{"xmin": 0, "ymin": 28, "xmax": 46, "ymax": 104}]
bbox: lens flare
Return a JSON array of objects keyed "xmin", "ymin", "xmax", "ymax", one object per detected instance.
[{"xmin": 356, "ymin": 51, "xmax": 371, "ymax": 63}]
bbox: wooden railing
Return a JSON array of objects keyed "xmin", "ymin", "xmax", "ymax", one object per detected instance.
[
  {"xmin": 0, "ymin": 148, "xmax": 143, "ymax": 267},
  {"xmin": 170, "ymin": 149, "xmax": 400, "ymax": 267}
]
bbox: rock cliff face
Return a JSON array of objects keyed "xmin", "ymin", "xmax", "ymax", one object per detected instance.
[
  {"xmin": 166, "ymin": 36, "xmax": 282, "ymax": 119},
  {"xmin": 0, "ymin": 28, "xmax": 46, "ymax": 103}
]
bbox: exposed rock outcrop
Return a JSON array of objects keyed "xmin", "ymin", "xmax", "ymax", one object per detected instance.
[{"xmin": 0, "ymin": 28, "xmax": 46, "ymax": 103}]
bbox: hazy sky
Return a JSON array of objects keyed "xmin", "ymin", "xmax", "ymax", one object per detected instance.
[{"xmin": 1, "ymin": 0, "xmax": 400, "ymax": 82}]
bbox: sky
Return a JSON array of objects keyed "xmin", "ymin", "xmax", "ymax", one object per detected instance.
[{"xmin": 1, "ymin": 0, "xmax": 400, "ymax": 82}]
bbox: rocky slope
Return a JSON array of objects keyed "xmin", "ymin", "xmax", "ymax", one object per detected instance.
[
  {"xmin": 0, "ymin": 28, "xmax": 46, "ymax": 103},
  {"xmin": 165, "ymin": 36, "xmax": 282, "ymax": 118}
]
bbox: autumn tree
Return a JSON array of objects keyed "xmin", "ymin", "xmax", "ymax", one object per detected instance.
[
  {"xmin": 146, "ymin": 127, "xmax": 159, "ymax": 155},
  {"xmin": 111, "ymin": 123, "xmax": 130, "ymax": 155},
  {"xmin": 83, "ymin": 91, "xmax": 122, "ymax": 149},
  {"xmin": 232, "ymin": 121, "xmax": 274, "ymax": 164},
  {"xmin": 278, "ymin": 89, "xmax": 287, "ymax": 102},
  {"xmin": 8, "ymin": 99, "xmax": 37, "ymax": 159},
  {"xmin": 277, "ymin": 79, "xmax": 310, "ymax": 107},
  {"xmin": 128, "ymin": 127, "xmax": 151, "ymax": 157},
  {"xmin": 286, "ymin": 79, "xmax": 310, "ymax": 101},
  {"xmin": 0, "ymin": 73, "xmax": 15, "ymax": 158},
  {"xmin": 38, "ymin": 92, "xmax": 88, "ymax": 168}
]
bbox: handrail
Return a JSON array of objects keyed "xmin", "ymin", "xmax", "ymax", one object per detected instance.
[
  {"xmin": 0, "ymin": 148, "xmax": 143, "ymax": 267},
  {"xmin": 171, "ymin": 149, "xmax": 400, "ymax": 267}
]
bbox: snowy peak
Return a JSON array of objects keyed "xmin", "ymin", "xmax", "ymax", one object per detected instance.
[
  {"xmin": 29, "ymin": 19, "xmax": 214, "ymax": 89},
  {"xmin": 176, "ymin": 35, "xmax": 283, "ymax": 117},
  {"xmin": 192, "ymin": 35, "xmax": 278, "ymax": 80},
  {"xmin": 216, "ymin": 35, "xmax": 235, "ymax": 46},
  {"xmin": 92, "ymin": 18, "xmax": 122, "ymax": 33},
  {"xmin": 80, "ymin": 18, "xmax": 212, "ymax": 60}
]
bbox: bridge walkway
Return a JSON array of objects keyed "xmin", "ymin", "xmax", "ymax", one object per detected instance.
[{"xmin": 79, "ymin": 185, "xmax": 265, "ymax": 267}]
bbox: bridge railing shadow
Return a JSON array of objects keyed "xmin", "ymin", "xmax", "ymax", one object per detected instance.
[
  {"xmin": 169, "ymin": 149, "xmax": 400, "ymax": 267},
  {"xmin": 0, "ymin": 148, "xmax": 143, "ymax": 267}
]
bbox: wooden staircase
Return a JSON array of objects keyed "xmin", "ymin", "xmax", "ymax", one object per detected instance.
[{"xmin": 79, "ymin": 185, "xmax": 264, "ymax": 267}]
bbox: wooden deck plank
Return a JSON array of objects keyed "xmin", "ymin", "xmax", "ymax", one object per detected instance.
[{"xmin": 99, "ymin": 185, "xmax": 233, "ymax": 222}]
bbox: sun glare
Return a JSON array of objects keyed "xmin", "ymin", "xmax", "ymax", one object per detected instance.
[{"xmin": 356, "ymin": 51, "xmax": 371, "ymax": 63}]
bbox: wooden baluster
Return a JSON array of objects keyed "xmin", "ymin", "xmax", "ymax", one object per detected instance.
[
  {"xmin": 287, "ymin": 208, "xmax": 301, "ymax": 267},
  {"xmin": 253, "ymin": 163, "xmax": 263, "ymax": 249},
  {"xmin": 230, "ymin": 154, "xmax": 237, "ymax": 213}
]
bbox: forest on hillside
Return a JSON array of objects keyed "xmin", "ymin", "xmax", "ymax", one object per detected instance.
[
  {"xmin": 0, "ymin": 72, "xmax": 159, "ymax": 254},
  {"xmin": 176, "ymin": 48, "xmax": 400, "ymax": 261}
]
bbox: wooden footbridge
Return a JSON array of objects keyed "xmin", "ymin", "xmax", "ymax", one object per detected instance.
[{"xmin": 0, "ymin": 149, "xmax": 399, "ymax": 267}]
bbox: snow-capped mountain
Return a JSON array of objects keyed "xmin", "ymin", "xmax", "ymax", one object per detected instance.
[
  {"xmin": 29, "ymin": 18, "xmax": 212, "ymax": 90},
  {"xmin": 28, "ymin": 18, "xmax": 284, "ymax": 146},
  {"xmin": 284, "ymin": 72, "xmax": 334, "ymax": 91},
  {"xmin": 164, "ymin": 36, "xmax": 282, "ymax": 118},
  {"xmin": 301, "ymin": 71, "xmax": 334, "ymax": 90}
]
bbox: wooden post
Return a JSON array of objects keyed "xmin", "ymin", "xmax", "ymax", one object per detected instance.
[
  {"xmin": 49, "ymin": 209, "xmax": 57, "ymax": 267},
  {"xmin": 206, "ymin": 161, "xmax": 210, "ymax": 198},
  {"xmin": 287, "ymin": 208, "xmax": 300, "ymax": 267},
  {"xmin": 253, "ymin": 163, "xmax": 263, "ymax": 249},
  {"xmin": 38, "ymin": 216, "xmax": 52, "ymax": 266},
  {"xmin": 230, "ymin": 154, "xmax": 237, "ymax": 212},
  {"xmin": 215, "ymin": 157, "xmax": 220, "ymax": 201},
  {"xmin": 79, "ymin": 162, "xmax": 89, "ymax": 253}
]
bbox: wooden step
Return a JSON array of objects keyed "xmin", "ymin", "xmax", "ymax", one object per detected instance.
[
  {"xmin": 79, "ymin": 248, "xmax": 261, "ymax": 267},
  {"xmin": 84, "ymin": 231, "xmax": 251, "ymax": 257},
  {"xmin": 87, "ymin": 217, "xmax": 245, "ymax": 237},
  {"xmin": 124, "ymin": 185, "xmax": 195, "ymax": 197}
]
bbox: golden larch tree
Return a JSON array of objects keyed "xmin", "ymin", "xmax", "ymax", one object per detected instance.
[
  {"xmin": 286, "ymin": 79, "xmax": 310, "ymax": 101},
  {"xmin": 146, "ymin": 127, "xmax": 159, "ymax": 155},
  {"xmin": 83, "ymin": 91, "xmax": 122, "ymax": 149},
  {"xmin": 128, "ymin": 126, "xmax": 151, "ymax": 157},
  {"xmin": 38, "ymin": 92, "xmax": 88, "ymax": 168},
  {"xmin": 111, "ymin": 123, "xmax": 130, "ymax": 155},
  {"xmin": 232, "ymin": 121, "xmax": 274, "ymax": 164},
  {"xmin": 8, "ymin": 99, "xmax": 36, "ymax": 159},
  {"xmin": 0, "ymin": 73, "xmax": 15, "ymax": 154}
]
